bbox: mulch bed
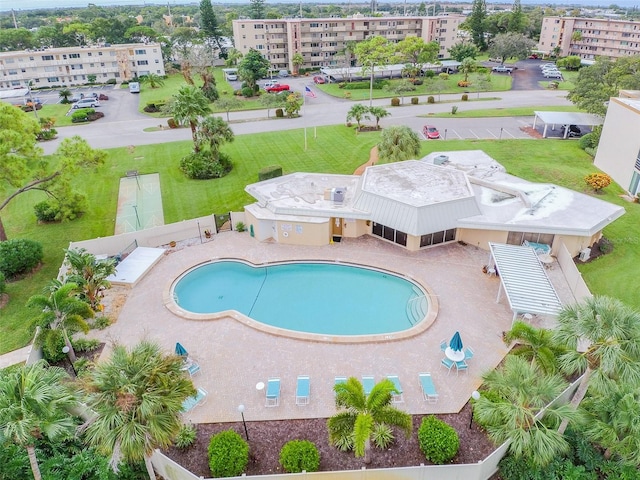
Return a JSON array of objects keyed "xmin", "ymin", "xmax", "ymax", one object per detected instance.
[{"xmin": 165, "ymin": 401, "xmax": 496, "ymax": 477}]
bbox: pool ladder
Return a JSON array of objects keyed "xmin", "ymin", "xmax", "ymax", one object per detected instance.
[{"xmin": 405, "ymin": 288, "xmax": 427, "ymax": 325}]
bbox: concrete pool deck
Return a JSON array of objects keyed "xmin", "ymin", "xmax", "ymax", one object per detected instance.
[{"xmin": 91, "ymin": 232, "xmax": 576, "ymax": 424}]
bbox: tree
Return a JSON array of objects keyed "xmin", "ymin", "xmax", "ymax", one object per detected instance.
[
  {"xmin": 377, "ymin": 126, "xmax": 421, "ymax": 162},
  {"xmin": 474, "ymin": 355, "xmax": 579, "ymax": 467},
  {"xmin": 215, "ymin": 97, "xmax": 244, "ymax": 121},
  {"xmin": 328, "ymin": 377, "xmax": 412, "ymax": 464},
  {"xmin": 80, "ymin": 341, "xmax": 195, "ymax": 480},
  {"xmin": 238, "ymin": 49, "xmax": 270, "ymax": 91},
  {"xmin": 199, "ymin": 67, "xmax": 219, "ymax": 101},
  {"xmin": 195, "ymin": 116, "xmax": 235, "ymax": 160},
  {"xmin": 552, "ymin": 296, "xmax": 640, "ymax": 435},
  {"xmin": 64, "ymin": 248, "xmax": 116, "ymax": 311},
  {"xmin": 488, "ymin": 32, "xmax": 536, "ymax": 64},
  {"xmin": 0, "ymin": 361, "xmax": 78, "ymax": 480},
  {"xmin": 27, "ymin": 281, "xmax": 94, "ymax": 364},
  {"xmin": 346, "ymin": 104, "xmax": 371, "ymax": 130},
  {"xmin": 0, "ymin": 104, "xmax": 106, "ymax": 241},
  {"xmin": 171, "ymin": 28, "xmax": 202, "ymax": 85},
  {"xmin": 557, "ymin": 55, "xmax": 582, "ymax": 70},
  {"xmin": 141, "ymin": 73, "xmax": 165, "ymax": 89},
  {"xmin": 354, "ymin": 36, "xmax": 393, "ymax": 75},
  {"xmin": 467, "ymin": 0, "xmax": 487, "ymax": 50},
  {"xmin": 475, "ymin": 73, "xmax": 492, "ymax": 98},
  {"xmin": 508, "ymin": 0, "xmax": 526, "ymax": 33},
  {"xmin": 284, "ymin": 92, "xmax": 303, "ymax": 117},
  {"xmin": 368, "ymin": 106, "xmax": 390, "ymax": 129},
  {"xmin": 170, "ymin": 85, "xmax": 212, "ymax": 152},
  {"xmin": 503, "ymin": 320, "xmax": 562, "ymax": 374},
  {"xmin": 125, "ymin": 26, "xmax": 159, "ymax": 43},
  {"xmin": 459, "ymin": 57, "xmax": 477, "ymax": 83},
  {"xmin": 449, "ymin": 41, "xmax": 479, "ymax": 62},
  {"xmin": 249, "ymin": 0, "xmax": 266, "ymax": 19},
  {"xmin": 395, "ymin": 37, "xmax": 439, "ymax": 78},
  {"xmin": 200, "ymin": 0, "xmax": 224, "ymax": 54},
  {"xmin": 224, "ymin": 48, "xmax": 243, "ymax": 67},
  {"xmin": 58, "ymin": 88, "xmax": 72, "ymax": 103},
  {"xmin": 258, "ymin": 93, "xmax": 286, "ymax": 119},
  {"xmin": 0, "ymin": 28, "xmax": 35, "ymax": 51},
  {"xmin": 389, "ymin": 79, "xmax": 416, "ymax": 104},
  {"xmin": 292, "ymin": 53, "xmax": 304, "ymax": 75}
]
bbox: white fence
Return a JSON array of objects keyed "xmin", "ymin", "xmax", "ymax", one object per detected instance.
[{"xmin": 556, "ymin": 243, "xmax": 593, "ymax": 300}]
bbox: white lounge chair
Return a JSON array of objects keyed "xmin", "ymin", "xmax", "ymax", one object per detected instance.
[
  {"xmin": 419, "ymin": 373, "xmax": 438, "ymax": 403},
  {"xmin": 386, "ymin": 375, "xmax": 404, "ymax": 403},
  {"xmin": 266, "ymin": 377, "xmax": 281, "ymax": 407},
  {"xmin": 296, "ymin": 375, "xmax": 310, "ymax": 406}
]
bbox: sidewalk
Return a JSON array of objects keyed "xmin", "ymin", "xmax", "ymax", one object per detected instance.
[{"xmin": 0, "ymin": 345, "xmax": 31, "ymax": 369}]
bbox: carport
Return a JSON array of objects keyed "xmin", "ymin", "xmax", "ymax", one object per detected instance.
[
  {"xmin": 533, "ymin": 111, "xmax": 603, "ymax": 138},
  {"xmin": 488, "ymin": 242, "xmax": 563, "ymax": 323}
]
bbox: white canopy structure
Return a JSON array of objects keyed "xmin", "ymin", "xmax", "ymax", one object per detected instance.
[
  {"xmin": 488, "ymin": 242, "xmax": 563, "ymax": 322},
  {"xmin": 533, "ymin": 111, "xmax": 603, "ymax": 138}
]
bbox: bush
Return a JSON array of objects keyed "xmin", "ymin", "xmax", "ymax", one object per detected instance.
[
  {"xmin": 427, "ymin": 96, "xmax": 435, "ymax": 104},
  {"xmin": 0, "ymin": 272, "xmax": 5, "ymax": 295},
  {"xmin": 275, "ymin": 108, "xmax": 284, "ymax": 118},
  {"xmin": 167, "ymin": 118, "xmax": 178, "ymax": 129},
  {"xmin": 72, "ymin": 338, "xmax": 100, "ymax": 352},
  {"xmin": 87, "ymin": 111, "xmax": 104, "ymax": 122},
  {"xmin": 0, "ymin": 239, "xmax": 44, "ymax": 279},
  {"xmin": 258, "ymin": 165, "xmax": 283, "ymax": 181},
  {"xmin": 439, "ymin": 73, "xmax": 449, "ymax": 80},
  {"xmin": 180, "ymin": 151, "xmax": 233, "ymax": 180},
  {"xmin": 37, "ymin": 128, "xmax": 57, "ymax": 141},
  {"xmin": 34, "ymin": 200, "xmax": 59, "ymax": 223},
  {"xmin": 40, "ymin": 330, "xmax": 66, "ymax": 363},
  {"xmin": 208, "ymin": 430, "xmax": 249, "ymax": 477},
  {"xmin": 598, "ymin": 237, "xmax": 613, "ymax": 254},
  {"xmin": 461, "ymin": 94, "xmax": 469, "ymax": 101},
  {"xmin": 279, "ymin": 440, "xmax": 320, "ymax": 473},
  {"xmin": 418, "ymin": 415, "xmax": 459, "ymax": 464},
  {"xmin": 451, "ymin": 106, "xmax": 458, "ymax": 115},
  {"xmin": 341, "ymin": 80, "xmax": 386, "ymax": 90},
  {"xmin": 391, "ymin": 97, "xmax": 400, "ymax": 107},
  {"xmin": 241, "ymin": 86, "xmax": 253, "ymax": 97},
  {"xmin": 584, "ymin": 172, "xmax": 612, "ymax": 192},
  {"xmin": 175, "ymin": 424, "xmax": 197, "ymax": 449},
  {"xmin": 235, "ymin": 222, "xmax": 246, "ymax": 232},
  {"xmin": 578, "ymin": 132, "xmax": 598, "ymax": 150},
  {"xmin": 424, "ymin": 70, "xmax": 436, "ymax": 78},
  {"xmin": 71, "ymin": 110, "xmax": 90, "ymax": 123},
  {"xmin": 411, "ymin": 97, "xmax": 419, "ymax": 105},
  {"xmin": 412, "ymin": 78, "xmax": 424, "ymax": 85},
  {"xmin": 92, "ymin": 316, "xmax": 112, "ymax": 330},
  {"xmin": 106, "ymin": 78, "xmax": 117, "ymax": 84},
  {"xmin": 458, "ymin": 81, "xmax": 470, "ymax": 88},
  {"xmin": 143, "ymin": 102, "xmax": 165, "ymax": 113}
]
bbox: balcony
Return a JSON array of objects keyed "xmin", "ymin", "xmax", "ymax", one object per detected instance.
[
  {"xmin": 269, "ymin": 48, "xmax": 287, "ymax": 54},
  {"xmin": 266, "ymin": 28, "xmax": 285, "ymax": 34}
]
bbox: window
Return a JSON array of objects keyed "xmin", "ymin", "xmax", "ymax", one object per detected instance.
[
  {"xmin": 5, "ymin": 58, "xmax": 14, "ymax": 63},
  {"xmin": 70, "ymin": 64, "xmax": 83, "ymax": 70},
  {"xmin": 69, "ymin": 53, "xmax": 80, "ymax": 58},
  {"xmin": 254, "ymin": 24, "xmax": 264, "ymax": 29},
  {"xmin": 155, "ymin": 59, "xmax": 159, "ymax": 63},
  {"xmin": 29, "ymin": 56, "xmax": 34, "ymax": 61},
  {"xmin": 8, "ymin": 70, "xmax": 17, "ymax": 75},
  {"xmin": 135, "ymin": 49, "xmax": 147, "ymax": 55},
  {"xmin": 137, "ymin": 60, "xmax": 148, "ymax": 65},
  {"xmin": 47, "ymin": 77, "xmax": 59, "ymax": 82},
  {"xmin": 98, "ymin": 51, "xmax": 103, "ymax": 55},
  {"xmin": 42, "ymin": 55, "xmax": 54, "ymax": 61},
  {"xmin": 88, "ymin": 52, "xmax": 92, "ymax": 56}
]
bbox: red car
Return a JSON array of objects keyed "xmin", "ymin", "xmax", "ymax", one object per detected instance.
[
  {"xmin": 423, "ymin": 125, "xmax": 440, "ymax": 139},
  {"xmin": 265, "ymin": 83, "xmax": 290, "ymax": 93},
  {"xmin": 313, "ymin": 76, "xmax": 326, "ymax": 84}
]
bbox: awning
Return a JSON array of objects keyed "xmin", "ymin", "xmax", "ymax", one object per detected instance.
[
  {"xmin": 532, "ymin": 111, "xmax": 603, "ymax": 138},
  {"xmin": 488, "ymin": 242, "xmax": 563, "ymax": 321}
]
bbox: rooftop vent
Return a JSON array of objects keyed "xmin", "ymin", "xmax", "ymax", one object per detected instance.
[
  {"xmin": 330, "ymin": 187, "xmax": 346, "ymax": 203},
  {"xmin": 434, "ymin": 155, "xmax": 449, "ymax": 165}
]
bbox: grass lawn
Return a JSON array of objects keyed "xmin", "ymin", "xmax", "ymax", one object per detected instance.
[
  {"xmin": 37, "ymin": 103, "xmax": 81, "ymax": 127},
  {"xmin": 426, "ymin": 105, "xmax": 582, "ymax": 119},
  {"xmin": 2, "ymin": 132, "xmax": 637, "ymax": 354}
]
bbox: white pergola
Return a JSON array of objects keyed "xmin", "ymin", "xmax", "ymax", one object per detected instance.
[
  {"xmin": 488, "ymin": 243, "xmax": 563, "ymax": 322},
  {"xmin": 532, "ymin": 111, "xmax": 603, "ymax": 138}
]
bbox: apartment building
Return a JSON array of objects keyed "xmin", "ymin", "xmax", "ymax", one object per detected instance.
[
  {"xmin": 0, "ymin": 43, "xmax": 165, "ymax": 89},
  {"xmin": 538, "ymin": 16, "xmax": 640, "ymax": 61},
  {"xmin": 232, "ymin": 14, "xmax": 464, "ymax": 73}
]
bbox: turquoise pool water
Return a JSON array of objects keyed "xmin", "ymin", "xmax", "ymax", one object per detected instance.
[{"xmin": 172, "ymin": 260, "xmax": 428, "ymax": 336}]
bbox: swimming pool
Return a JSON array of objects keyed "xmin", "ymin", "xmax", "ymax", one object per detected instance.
[{"xmin": 171, "ymin": 260, "xmax": 432, "ymax": 337}]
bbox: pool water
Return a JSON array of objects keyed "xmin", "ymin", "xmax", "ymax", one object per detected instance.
[{"xmin": 173, "ymin": 260, "xmax": 428, "ymax": 336}]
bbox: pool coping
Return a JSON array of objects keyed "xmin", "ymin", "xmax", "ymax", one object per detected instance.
[{"xmin": 163, "ymin": 257, "xmax": 439, "ymax": 344}]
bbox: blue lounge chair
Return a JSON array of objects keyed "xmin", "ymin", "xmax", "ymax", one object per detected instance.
[
  {"xmin": 455, "ymin": 360, "xmax": 468, "ymax": 375},
  {"xmin": 334, "ymin": 376, "xmax": 346, "ymax": 396},
  {"xmin": 296, "ymin": 375, "xmax": 310, "ymax": 406},
  {"xmin": 186, "ymin": 361, "xmax": 201, "ymax": 376},
  {"xmin": 362, "ymin": 375, "xmax": 375, "ymax": 396},
  {"xmin": 181, "ymin": 387, "xmax": 207, "ymax": 412},
  {"xmin": 441, "ymin": 357, "xmax": 454, "ymax": 374},
  {"xmin": 440, "ymin": 338, "xmax": 448, "ymax": 352},
  {"xmin": 419, "ymin": 373, "xmax": 438, "ymax": 403},
  {"xmin": 266, "ymin": 377, "xmax": 281, "ymax": 407},
  {"xmin": 386, "ymin": 375, "xmax": 403, "ymax": 403},
  {"xmin": 464, "ymin": 347, "xmax": 474, "ymax": 361}
]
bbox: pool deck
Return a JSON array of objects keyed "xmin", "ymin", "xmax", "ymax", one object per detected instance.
[{"xmin": 91, "ymin": 232, "xmax": 575, "ymax": 424}]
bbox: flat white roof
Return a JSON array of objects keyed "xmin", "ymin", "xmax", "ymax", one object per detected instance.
[
  {"xmin": 107, "ymin": 247, "xmax": 165, "ymax": 287},
  {"xmin": 489, "ymin": 242, "xmax": 563, "ymax": 318},
  {"xmin": 533, "ymin": 111, "xmax": 604, "ymax": 126}
]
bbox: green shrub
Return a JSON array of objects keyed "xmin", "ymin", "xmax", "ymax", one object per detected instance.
[
  {"xmin": 106, "ymin": 78, "xmax": 117, "ymax": 85},
  {"xmin": 92, "ymin": 316, "xmax": 112, "ymax": 330},
  {"xmin": 179, "ymin": 151, "xmax": 233, "ymax": 180},
  {"xmin": 598, "ymin": 237, "xmax": 613, "ymax": 254},
  {"xmin": 241, "ymin": 86, "xmax": 253, "ymax": 97},
  {"xmin": 235, "ymin": 222, "xmax": 246, "ymax": 232},
  {"xmin": 167, "ymin": 118, "xmax": 178, "ymax": 128},
  {"xmin": 411, "ymin": 97, "xmax": 419, "ymax": 105},
  {"xmin": 258, "ymin": 165, "xmax": 283, "ymax": 181},
  {"xmin": 208, "ymin": 430, "xmax": 249, "ymax": 477},
  {"xmin": 275, "ymin": 108, "xmax": 284, "ymax": 118},
  {"xmin": 0, "ymin": 272, "xmax": 5, "ymax": 295},
  {"xmin": 578, "ymin": 132, "xmax": 596, "ymax": 150},
  {"xmin": 461, "ymin": 94, "xmax": 469, "ymax": 101},
  {"xmin": 451, "ymin": 106, "xmax": 458, "ymax": 115},
  {"xmin": 424, "ymin": 70, "xmax": 436, "ymax": 78},
  {"xmin": 71, "ymin": 110, "xmax": 90, "ymax": 123},
  {"xmin": 0, "ymin": 239, "xmax": 44, "ymax": 279},
  {"xmin": 371, "ymin": 423, "xmax": 394, "ymax": 449},
  {"xmin": 412, "ymin": 79, "xmax": 424, "ymax": 85},
  {"xmin": 34, "ymin": 200, "xmax": 59, "ymax": 223},
  {"xmin": 37, "ymin": 128, "xmax": 57, "ymax": 141},
  {"xmin": 72, "ymin": 338, "xmax": 100, "ymax": 352},
  {"xmin": 279, "ymin": 440, "xmax": 320, "ymax": 473},
  {"xmin": 427, "ymin": 96, "xmax": 435, "ymax": 104},
  {"xmin": 40, "ymin": 330, "xmax": 66, "ymax": 363},
  {"xmin": 418, "ymin": 415, "xmax": 459, "ymax": 464},
  {"xmin": 341, "ymin": 80, "xmax": 385, "ymax": 90},
  {"xmin": 175, "ymin": 424, "xmax": 197, "ymax": 449},
  {"xmin": 391, "ymin": 97, "xmax": 400, "ymax": 107}
]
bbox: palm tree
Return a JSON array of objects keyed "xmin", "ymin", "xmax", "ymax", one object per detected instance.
[
  {"xmin": 377, "ymin": 125, "xmax": 420, "ymax": 162},
  {"xmin": 141, "ymin": 73, "xmax": 165, "ymax": 89},
  {"xmin": 552, "ymin": 296, "xmax": 640, "ymax": 435},
  {"xmin": 27, "ymin": 281, "xmax": 94, "ymax": 363},
  {"xmin": 64, "ymin": 248, "xmax": 116, "ymax": 311},
  {"xmin": 80, "ymin": 341, "xmax": 195, "ymax": 480},
  {"xmin": 195, "ymin": 116, "xmax": 235, "ymax": 160},
  {"xmin": 346, "ymin": 104, "xmax": 370, "ymax": 130},
  {"xmin": 503, "ymin": 320, "xmax": 563, "ymax": 374},
  {"xmin": 170, "ymin": 85, "xmax": 212, "ymax": 152},
  {"xmin": 459, "ymin": 57, "xmax": 477, "ymax": 84},
  {"xmin": 368, "ymin": 106, "xmax": 390, "ymax": 129},
  {"xmin": 473, "ymin": 355, "xmax": 579, "ymax": 466},
  {"xmin": 328, "ymin": 377, "xmax": 412, "ymax": 464},
  {"xmin": 58, "ymin": 88, "xmax": 72, "ymax": 104},
  {"xmin": 0, "ymin": 361, "xmax": 78, "ymax": 480}
]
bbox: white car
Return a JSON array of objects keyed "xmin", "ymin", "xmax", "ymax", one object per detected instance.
[
  {"xmin": 543, "ymin": 71, "xmax": 563, "ymax": 79},
  {"xmin": 72, "ymin": 98, "xmax": 100, "ymax": 109}
]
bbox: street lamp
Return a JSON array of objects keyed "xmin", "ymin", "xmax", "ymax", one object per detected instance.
[
  {"xmin": 369, "ymin": 61, "xmax": 374, "ymax": 108},
  {"xmin": 237, "ymin": 404, "xmax": 249, "ymax": 441},
  {"xmin": 469, "ymin": 390, "xmax": 481, "ymax": 429},
  {"xmin": 62, "ymin": 346, "xmax": 77, "ymax": 377}
]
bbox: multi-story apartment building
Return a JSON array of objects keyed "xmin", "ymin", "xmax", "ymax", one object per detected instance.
[
  {"xmin": 539, "ymin": 16, "xmax": 640, "ymax": 61},
  {"xmin": 232, "ymin": 14, "xmax": 464, "ymax": 73},
  {"xmin": 0, "ymin": 43, "xmax": 165, "ymax": 89}
]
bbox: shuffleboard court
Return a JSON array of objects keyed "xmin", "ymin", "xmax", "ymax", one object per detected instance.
[{"xmin": 114, "ymin": 172, "xmax": 164, "ymax": 235}]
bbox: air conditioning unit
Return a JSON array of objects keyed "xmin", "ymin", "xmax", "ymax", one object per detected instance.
[
  {"xmin": 330, "ymin": 187, "xmax": 346, "ymax": 203},
  {"xmin": 578, "ymin": 248, "xmax": 591, "ymax": 262},
  {"xmin": 433, "ymin": 155, "xmax": 449, "ymax": 165}
]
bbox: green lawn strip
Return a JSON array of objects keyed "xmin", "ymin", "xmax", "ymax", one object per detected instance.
[
  {"xmin": 425, "ymin": 105, "xmax": 582, "ymax": 119},
  {"xmin": 36, "ymin": 103, "xmax": 80, "ymax": 127}
]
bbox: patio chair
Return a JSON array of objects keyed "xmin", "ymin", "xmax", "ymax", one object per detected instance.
[
  {"xmin": 464, "ymin": 347, "xmax": 474, "ymax": 361},
  {"xmin": 455, "ymin": 360, "xmax": 468, "ymax": 375},
  {"xmin": 265, "ymin": 377, "xmax": 281, "ymax": 407},
  {"xmin": 334, "ymin": 376, "xmax": 347, "ymax": 396},
  {"xmin": 439, "ymin": 338, "xmax": 447, "ymax": 352},
  {"xmin": 181, "ymin": 387, "xmax": 207, "ymax": 412},
  {"xmin": 440, "ymin": 357, "xmax": 454, "ymax": 374},
  {"xmin": 186, "ymin": 361, "xmax": 201, "ymax": 377},
  {"xmin": 362, "ymin": 375, "xmax": 375, "ymax": 396},
  {"xmin": 386, "ymin": 375, "xmax": 404, "ymax": 403},
  {"xmin": 418, "ymin": 373, "xmax": 438, "ymax": 403},
  {"xmin": 296, "ymin": 375, "xmax": 310, "ymax": 406}
]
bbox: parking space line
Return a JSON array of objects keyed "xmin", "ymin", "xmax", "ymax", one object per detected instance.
[
  {"xmin": 446, "ymin": 129, "xmax": 462, "ymax": 140},
  {"xmin": 486, "ymin": 129, "xmax": 498, "ymax": 139},
  {"xmin": 502, "ymin": 129, "xmax": 517, "ymax": 139},
  {"xmin": 468, "ymin": 129, "xmax": 480, "ymax": 139}
]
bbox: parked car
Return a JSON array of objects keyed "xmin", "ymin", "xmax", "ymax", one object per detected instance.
[
  {"xmin": 492, "ymin": 65, "xmax": 514, "ymax": 74},
  {"xmin": 422, "ymin": 125, "xmax": 440, "ymax": 139},
  {"xmin": 263, "ymin": 80, "xmax": 278, "ymax": 88},
  {"xmin": 72, "ymin": 98, "xmax": 100, "ymax": 109},
  {"xmin": 564, "ymin": 124, "xmax": 582, "ymax": 137},
  {"xmin": 313, "ymin": 76, "xmax": 326, "ymax": 84},
  {"xmin": 528, "ymin": 53, "xmax": 539, "ymax": 59},
  {"xmin": 540, "ymin": 63, "xmax": 557, "ymax": 69},
  {"xmin": 265, "ymin": 83, "xmax": 290, "ymax": 93},
  {"xmin": 543, "ymin": 71, "xmax": 563, "ymax": 79}
]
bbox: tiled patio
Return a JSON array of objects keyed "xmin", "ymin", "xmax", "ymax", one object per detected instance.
[{"xmin": 92, "ymin": 232, "xmax": 575, "ymax": 424}]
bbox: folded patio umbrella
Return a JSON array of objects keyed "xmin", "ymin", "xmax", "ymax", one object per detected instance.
[
  {"xmin": 175, "ymin": 342, "xmax": 188, "ymax": 357},
  {"xmin": 449, "ymin": 331, "xmax": 463, "ymax": 352}
]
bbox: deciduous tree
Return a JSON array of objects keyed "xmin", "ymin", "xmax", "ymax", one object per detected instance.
[
  {"xmin": 378, "ymin": 126, "xmax": 420, "ymax": 162},
  {"xmin": 238, "ymin": 49, "xmax": 270, "ymax": 90},
  {"xmin": 488, "ymin": 32, "xmax": 536, "ymax": 64},
  {"xmin": 395, "ymin": 37, "xmax": 439, "ymax": 75},
  {"xmin": 448, "ymin": 41, "xmax": 480, "ymax": 62}
]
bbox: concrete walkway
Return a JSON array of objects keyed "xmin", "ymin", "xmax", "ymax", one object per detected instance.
[{"xmin": 0, "ymin": 345, "xmax": 31, "ymax": 369}]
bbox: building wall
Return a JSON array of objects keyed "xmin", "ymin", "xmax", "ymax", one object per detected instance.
[
  {"xmin": 233, "ymin": 15, "xmax": 464, "ymax": 73},
  {"xmin": 0, "ymin": 43, "xmax": 165, "ymax": 89},
  {"xmin": 342, "ymin": 218, "xmax": 370, "ymax": 238},
  {"xmin": 539, "ymin": 16, "xmax": 640, "ymax": 60},
  {"xmin": 458, "ymin": 228, "xmax": 509, "ymax": 251},
  {"xmin": 275, "ymin": 219, "xmax": 330, "ymax": 246},
  {"xmin": 594, "ymin": 98, "xmax": 640, "ymax": 193}
]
